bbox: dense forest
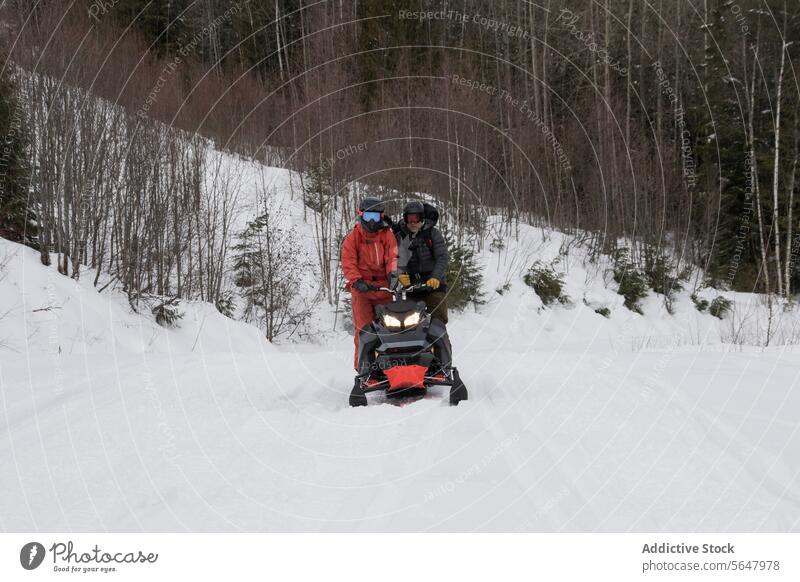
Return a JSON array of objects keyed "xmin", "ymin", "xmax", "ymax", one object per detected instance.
[{"xmin": 0, "ymin": 0, "xmax": 798, "ymax": 308}]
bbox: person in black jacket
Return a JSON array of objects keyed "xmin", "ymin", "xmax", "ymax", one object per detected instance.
[{"xmin": 394, "ymin": 201, "xmax": 449, "ymax": 323}]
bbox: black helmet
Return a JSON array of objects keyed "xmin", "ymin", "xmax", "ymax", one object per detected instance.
[
  {"xmin": 403, "ymin": 200, "xmax": 425, "ymax": 224},
  {"xmin": 358, "ymin": 197, "xmax": 385, "ymax": 232}
]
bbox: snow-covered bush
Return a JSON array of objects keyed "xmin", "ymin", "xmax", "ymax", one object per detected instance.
[
  {"xmin": 691, "ymin": 292, "xmax": 709, "ymax": 312},
  {"xmin": 594, "ymin": 307, "xmax": 611, "ymax": 318},
  {"xmin": 643, "ymin": 245, "xmax": 690, "ymax": 313},
  {"xmin": 709, "ymin": 296, "xmax": 732, "ymax": 319},
  {"xmin": 523, "ymin": 261, "xmax": 569, "ymax": 306},
  {"xmin": 489, "ymin": 237, "xmax": 505, "ymax": 252},
  {"xmin": 611, "ymin": 248, "xmax": 648, "ymax": 314},
  {"xmin": 151, "ymin": 298, "xmax": 184, "ymax": 328},
  {"xmin": 215, "ymin": 292, "xmax": 236, "ymax": 319}
]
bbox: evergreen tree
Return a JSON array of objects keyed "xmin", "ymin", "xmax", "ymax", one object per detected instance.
[
  {"xmin": 0, "ymin": 58, "xmax": 35, "ymax": 246},
  {"xmin": 110, "ymin": 0, "xmax": 189, "ymax": 56},
  {"xmin": 442, "ymin": 226, "xmax": 484, "ymax": 311}
]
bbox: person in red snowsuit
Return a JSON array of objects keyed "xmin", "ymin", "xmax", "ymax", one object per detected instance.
[{"xmin": 341, "ymin": 197, "xmax": 398, "ymax": 369}]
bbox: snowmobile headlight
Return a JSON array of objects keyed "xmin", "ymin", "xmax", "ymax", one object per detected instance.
[
  {"xmin": 383, "ymin": 314, "xmax": 402, "ymax": 329},
  {"xmin": 404, "ymin": 311, "xmax": 421, "ymax": 327}
]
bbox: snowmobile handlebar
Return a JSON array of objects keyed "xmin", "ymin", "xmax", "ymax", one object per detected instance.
[
  {"xmin": 402, "ymin": 283, "xmax": 432, "ymax": 293},
  {"xmin": 369, "ymin": 283, "xmax": 431, "ymax": 295}
]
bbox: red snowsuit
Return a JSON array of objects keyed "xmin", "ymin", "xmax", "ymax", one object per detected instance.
[{"xmin": 341, "ymin": 223, "xmax": 398, "ymax": 369}]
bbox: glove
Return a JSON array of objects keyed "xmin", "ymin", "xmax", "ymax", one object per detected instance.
[
  {"xmin": 426, "ymin": 277, "xmax": 440, "ymax": 290},
  {"xmin": 398, "ymin": 273, "xmax": 411, "ymax": 287},
  {"xmin": 353, "ymin": 279, "xmax": 370, "ymax": 293}
]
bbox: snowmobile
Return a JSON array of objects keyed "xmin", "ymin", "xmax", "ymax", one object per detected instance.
[{"xmin": 349, "ymin": 281, "xmax": 468, "ymax": 407}]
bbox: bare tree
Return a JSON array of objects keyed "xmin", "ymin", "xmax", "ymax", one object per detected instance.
[{"xmin": 771, "ymin": 7, "xmax": 787, "ymax": 294}]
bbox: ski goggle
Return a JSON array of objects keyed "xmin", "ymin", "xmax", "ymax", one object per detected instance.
[
  {"xmin": 360, "ymin": 210, "xmax": 383, "ymax": 222},
  {"xmin": 405, "ymin": 213, "xmax": 422, "ymax": 224}
]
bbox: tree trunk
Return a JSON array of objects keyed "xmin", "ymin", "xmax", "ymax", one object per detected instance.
[
  {"xmin": 748, "ymin": 37, "xmax": 771, "ymax": 293},
  {"xmin": 784, "ymin": 122, "xmax": 798, "ymax": 295},
  {"xmin": 771, "ymin": 11, "xmax": 787, "ymax": 294}
]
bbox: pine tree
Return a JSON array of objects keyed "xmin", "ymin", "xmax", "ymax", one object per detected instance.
[
  {"xmin": 0, "ymin": 58, "xmax": 35, "ymax": 246},
  {"xmin": 442, "ymin": 226, "xmax": 485, "ymax": 311},
  {"xmin": 110, "ymin": 0, "xmax": 189, "ymax": 56}
]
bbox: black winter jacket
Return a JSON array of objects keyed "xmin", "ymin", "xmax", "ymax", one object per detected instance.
[{"xmin": 395, "ymin": 220, "xmax": 448, "ymax": 286}]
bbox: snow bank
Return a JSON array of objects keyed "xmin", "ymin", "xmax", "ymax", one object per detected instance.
[
  {"xmin": 452, "ymin": 220, "xmax": 800, "ymax": 356},
  {"xmin": 0, "ymin": 238, "xmax": 273, "ymax": 358}
]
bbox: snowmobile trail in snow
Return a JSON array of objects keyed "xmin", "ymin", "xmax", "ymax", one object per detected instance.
[{"xmin": 3, "ymin": 343, "xmax": 800, "ymax": 532}]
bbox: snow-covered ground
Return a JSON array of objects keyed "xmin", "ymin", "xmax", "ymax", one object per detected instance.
[{"xmin": 2, "ymin": 164, "xmax": 800, "ymax": 532}]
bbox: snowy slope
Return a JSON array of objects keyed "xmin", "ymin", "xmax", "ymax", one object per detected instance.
[{"xmin": 2, "ymin": 179, "xmax": 800, "ymax": 532}]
